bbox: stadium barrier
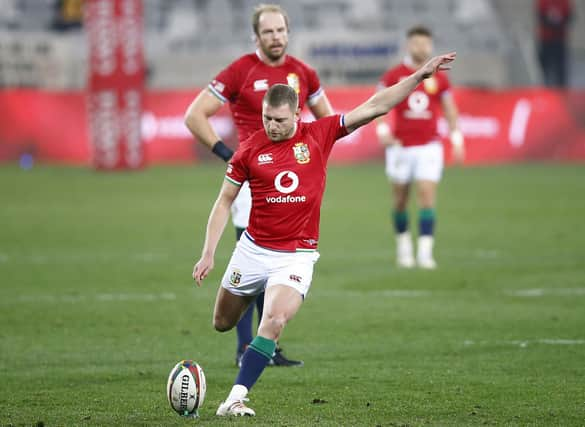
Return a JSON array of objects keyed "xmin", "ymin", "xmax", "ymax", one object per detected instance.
[{"xmin": 0, "ymin": 88, "xmax": 583, "ymax": 166}]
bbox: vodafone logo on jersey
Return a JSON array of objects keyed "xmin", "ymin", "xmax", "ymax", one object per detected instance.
[
  {"xmin": 266, "ymin": 171, "xmax": 306, "ymax": 204},
  {"xmin": 274, "ymin": 171, "xmax": 299, "ymax": 194},
  {"xmin": 405, "ymin": 91, "xmax": 432, "ymax": 119}
]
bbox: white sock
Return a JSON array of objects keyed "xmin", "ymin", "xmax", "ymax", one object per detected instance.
[
  {"xmin": 227, "ymin": 384, "xmax": 248, "ymax": 402},
  {"xmin": 397, "ymin": 232, "xmax": 414, "ymax": 257},
  {"xmin": 417, "ymin": 235, "xmax": 434, "ymax": 260}
]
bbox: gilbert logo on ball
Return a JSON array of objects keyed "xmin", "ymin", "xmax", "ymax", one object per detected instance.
[{"xmin": 166, "ymin": 360, "xmax": 206, "ymax": 418}]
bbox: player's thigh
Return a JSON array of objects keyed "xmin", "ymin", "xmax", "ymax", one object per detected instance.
[
  {"xmin": 230, "ymin": 181, "xmax": 252, "ymax": 229},
  {"xmin": 257, "ymin": 285, "xmax": 304, "ymax": 341},
  {"xmin": 385, "ymin": 145, "xmax": 414, "ymax": 185},
  {"xmin": 257, "ymin": 251, "xmax": 320, "ymax": 339},
  {"xmin": 213, "ymin": 286, "xmax": 256, "ymax": 332},
  {"xmin": 413, "ymin": 143, "xmax": 443, "ymax": 185}
]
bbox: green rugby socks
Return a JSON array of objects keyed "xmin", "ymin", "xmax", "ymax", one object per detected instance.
[{"xmin": 234, "ymin": 336, "xmax": 276, "ymax": 390}]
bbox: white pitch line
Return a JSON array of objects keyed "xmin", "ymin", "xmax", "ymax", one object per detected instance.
[
  {"xmin": 3, "ymin": 292, "xmax": 177, "ymax": 305},
  {"xmin": 505, "ymin": 288, "xmax": 585, "ymax": 297},
  {"xmin": 464, "ymin": 339, "xmax": 585, "ymax": 348},
  {"xmin": 473, "ymin": 249, "xmax": 500, "ymax": 259},
  {"xmin": 538, "ymin": 339, "xmax": 585, "ymax": 345},
  {"xmin": 0, "ymin": 252, "xmax": 170, "ymax": 264},
  {"xmin": 314, "ymin": 289, "xmax": 432, "ymax": 298}
]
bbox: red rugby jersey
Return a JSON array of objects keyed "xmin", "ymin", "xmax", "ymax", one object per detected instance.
[
  {"xmin": 538, "ymin": 0, "xmax": 572, "ymax": 41},
  {"xmin": 225, "ymin": 115, "xmax": 348, "ymax": 252},
  {"xmin": 378, "ymin": 62, "xmax": 450, "ymax": 147},
  {"xmin": 208, "ymin": 51, "xmax": 323, "ymax": 142}
]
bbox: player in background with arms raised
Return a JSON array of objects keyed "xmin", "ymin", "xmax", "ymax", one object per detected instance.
[
  {"xmin": 184, "ymin": 3, "xmax": 334, "ymax": 367},
  {"xmin": 193, "ymin": 52, "xmax": 456, "ymax": 416},
  {"xmin": 376, "ymin": 26, "xmax": 464, "ymax": 269}
]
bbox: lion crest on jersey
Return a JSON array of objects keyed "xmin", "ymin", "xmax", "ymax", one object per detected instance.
[
  {"xmin": 423, "ymin": 77, "xmax": 438, "ymax": 95},
  {"xmin": 229, "ymin": 269, "xmax": 242, "ymax": 287},
  {"xmin": 287, "ymin": 73, "xmax": 300, "ymax": 94},
  {"xmin": 293, "ymin": 142, "xmax": 310, "ymax": 164}
]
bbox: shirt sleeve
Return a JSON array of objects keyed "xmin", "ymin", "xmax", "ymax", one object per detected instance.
[
  {"xmin": 208, "ymin": 61, "xmax": 240, "ymax": 104},
  {"xmin": 306, "ymin": 65, "xmax": 324, "ymax": 106},
  {"xmin": 312, "ymin": 114, "xmax": 349, "ymax": 158},
  {"xmin": 225, "ymin": 145, "xmax": 249, "ymax": 187}
]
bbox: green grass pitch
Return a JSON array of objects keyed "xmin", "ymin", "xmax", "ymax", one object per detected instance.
[{"xmin": 1, "ymin": 163, "xmax": 584, "ymax": 426}]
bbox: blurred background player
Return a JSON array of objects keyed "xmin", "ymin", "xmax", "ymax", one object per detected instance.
[
  {"xmin": 536, "ymin": 0, "xmax": 573, "ymax": 88},
  {"xmin": 184, "ymin": 3, "xmax": 334, "ymax": 367},
  {"xmin": 375, "ymin": 26, "xmax": 464, "ymax": 269}
]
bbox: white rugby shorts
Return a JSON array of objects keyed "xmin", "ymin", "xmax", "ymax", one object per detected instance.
[
  {"xmin": 230, "ymin": 180, "xmax": 251, "ymax": 228},
  {"xmin": 385, "ymin": 142, "xmax": 444, "ymax": 184},
  {"xmin": 221, "ymin": 232, "xmax": 320, "ymax": 299}
]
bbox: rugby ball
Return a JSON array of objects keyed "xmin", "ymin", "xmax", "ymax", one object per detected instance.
[{"xmin": 166, "ymin": 360, "xmax": 206, "ymax": 417}]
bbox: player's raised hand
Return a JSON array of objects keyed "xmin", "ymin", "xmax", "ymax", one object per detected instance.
[
  {"xmin": 376, "ymin": 122, "xmax": 401, "ymax": 147},
  {"xmin": 193, "ymin": 254, "xmax": 214, "ymax": 286},
  {"xmin": 417, "ymin": 52, "xmax": 456, "ymax": 81}
]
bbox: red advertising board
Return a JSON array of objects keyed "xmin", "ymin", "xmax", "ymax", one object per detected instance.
[
  {"xmin": 85, "ymin": 0, "xmax": 145, "ymax": 169},
  {"xmin": 0, "ymin": 87, "xmax": 584, "ymax": 166}
]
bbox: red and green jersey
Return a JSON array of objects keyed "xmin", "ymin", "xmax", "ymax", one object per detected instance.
[{"xmin": 225, "ymin": 115, "xmax": 347, "ymax": 252}]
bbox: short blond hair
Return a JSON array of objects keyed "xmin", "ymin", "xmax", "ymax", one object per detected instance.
[
  {"xmin": 264, "ymin": 84, "xmax": 298, "ymax": 112},
  {"xmin": 252, "ymin": 3, "xmax": 289, "ymax": 36}
]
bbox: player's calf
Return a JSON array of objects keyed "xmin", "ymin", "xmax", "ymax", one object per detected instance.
[
  {"xmin": 218, "ymin": 335, "xmax": 276, "ymax": 417},
  {"xmin": 416, "ymin": 207, "xmax": 437, "ymax": 269}
]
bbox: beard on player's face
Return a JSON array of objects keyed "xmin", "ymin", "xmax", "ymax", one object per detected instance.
[
  {"xmin": 259, "ymin": 37, "xmax": 288, "ymax": 61},
  {"xmin": 256, "ymin": 12, "xmax": 289, "ymax": 62}
]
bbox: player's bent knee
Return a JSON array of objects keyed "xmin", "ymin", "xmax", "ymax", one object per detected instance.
[
  {"xmin": 213, "ymin": 314, "xmax": 236, "ymax": 333},
  {"xmin": 258, "ymin": 313, "xmax": 288, "ymax": 338}
]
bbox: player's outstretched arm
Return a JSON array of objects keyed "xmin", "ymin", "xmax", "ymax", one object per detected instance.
[
  {"xmin": 192, "ymin": 181, "xmax": 240, "ymax": 286},
  {"xmin": 344, "ymin": 52, "xmax": 456, "ymax": 133},
  {"xmin": 184, "ymin": 89, "xmax": 234, "ymax": 162}
]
